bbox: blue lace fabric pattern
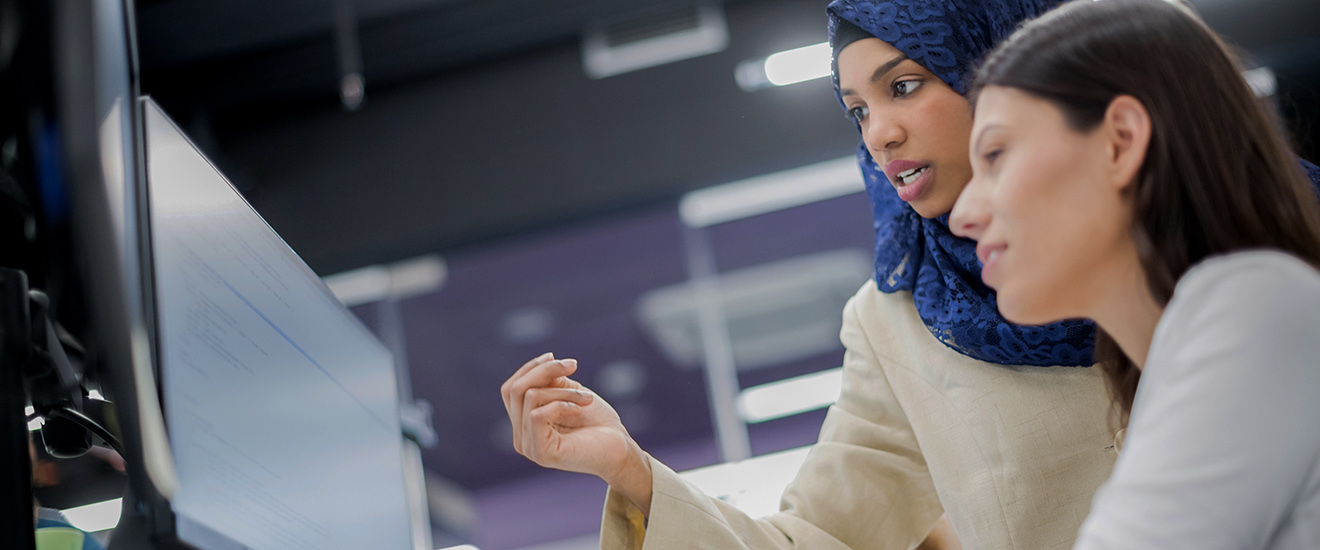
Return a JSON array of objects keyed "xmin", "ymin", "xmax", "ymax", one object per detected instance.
[
  {"xmin": 827, "ymin": 0, "xmax": 1094, "ymax": 367},
  {"xmin": 1305, "ymin": 159, "xmax": 1320, "ymax": 189}
]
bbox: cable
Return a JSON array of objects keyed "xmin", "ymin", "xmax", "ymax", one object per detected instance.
[{"xmin": 43, "ymin": 407, "xmax": 124, "ymax": 457}]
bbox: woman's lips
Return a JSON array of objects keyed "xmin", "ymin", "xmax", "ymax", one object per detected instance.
[
  {"xmin": 884, "ymin": 159, "xmax": 927, "ymax": 179},
  {"xmin": 977, "ymin": 242, "xmax": 1007, "ymax": 284},
  {"xmin": 881, "ymin": 159, "xmax": 934, "ymax": 203},
  {"xmin": 894, "ymin": 164, "xmax": 933, "ymax": 202}
]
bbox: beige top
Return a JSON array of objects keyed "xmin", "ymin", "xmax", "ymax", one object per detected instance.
[{"xmin": 601, "ymin": 282, "xmax": 1120, "ymax": 550}]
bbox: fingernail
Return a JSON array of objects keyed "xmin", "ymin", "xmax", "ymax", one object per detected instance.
[{"xmin": 564, "ymin": 359, "xmax": 578, "ymax": 368}]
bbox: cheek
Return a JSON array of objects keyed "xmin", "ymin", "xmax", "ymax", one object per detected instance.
[
  {"xmin": 924, "ymin": 95, "xmax": 973, "ymax": 153},
  {"xmin": 915, "ymin": 93, "xmax": 975, "ymax": 210},
  {"xmin": 996, "ymin": 206, "xmax": 1076, "ymax": 323},
  {"xmin": 993, "ymin": 146, "xmax": 1097, "ymax": 322}
]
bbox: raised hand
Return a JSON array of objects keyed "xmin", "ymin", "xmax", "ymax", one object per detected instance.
[{"xmin": 501, "ymin": 353, "xmax": 654, "ymax": 514}]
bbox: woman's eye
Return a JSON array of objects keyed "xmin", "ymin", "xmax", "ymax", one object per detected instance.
[
  {"xmin": 848, "ymin": 106, "xmax": 869, "ymax": 124},
  {"xmin": 892, "ymin": 79, "xmax": 922, "ymax": 98},
  {"xmin": 983, "ymin": 149, "xmax": 1002, "ymax": 165}
]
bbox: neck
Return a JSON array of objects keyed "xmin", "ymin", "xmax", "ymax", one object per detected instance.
[{"xmin": 1086, "ymin": 251, "xmax": 1165, "ymax": 369}]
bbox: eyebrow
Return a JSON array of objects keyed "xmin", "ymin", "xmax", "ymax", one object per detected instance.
[{"xmin": 839, "ymin": 54, "xmax": 910, "ymax": 97}]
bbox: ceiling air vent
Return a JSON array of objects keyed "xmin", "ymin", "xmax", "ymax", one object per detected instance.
[
  {"xmin": 582, "ymin": 3, "xmax": 729, "ymax": 79},
  {"xmin": 636, "ymin": 248, "xmax": 873, "ymax": 372}
]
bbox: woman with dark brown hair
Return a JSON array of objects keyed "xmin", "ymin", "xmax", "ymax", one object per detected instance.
[{"xmin": 950, "ymin": 0, "xmax": 1320, "ymax": 548}]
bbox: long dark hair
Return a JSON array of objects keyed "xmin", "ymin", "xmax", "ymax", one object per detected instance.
[{"xmin": 972, "ymin": 0, "xmax": 1320, "ymax": 421}]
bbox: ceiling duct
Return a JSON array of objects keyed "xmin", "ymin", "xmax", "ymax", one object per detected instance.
[
  {"xmin": 636, "ymin": 248, "xmax": 872, "ymax": 372},
  {"xmin": 582, "ymin": 2, "xmax": 729, "ymax": 79}
]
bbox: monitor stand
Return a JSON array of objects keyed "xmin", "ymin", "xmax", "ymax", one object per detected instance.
[{"xmin": 2, "ymin": 268, "xmax": 38, "ymax": 550}]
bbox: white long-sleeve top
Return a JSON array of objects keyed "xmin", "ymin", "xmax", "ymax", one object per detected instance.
[{"xmin": 1075, "ymin": 250, "xmax": 1320, "ymax": 550}]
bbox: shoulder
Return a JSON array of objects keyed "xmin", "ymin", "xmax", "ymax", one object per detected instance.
[
  {"xmin": 1176, "ymin": 249, "xmax": 1320, "ymax": 297},
  {"xmin": 1151, "ymin": 250, "xmax": 1320, "ymax": 378},
  {"xmin": 1165, "ymin": 250, "xmax": 1320, "ymax": 326},
  {"xmin": 841, "ymin": 280, "xmax": 951, "ymax": 371},
  {"xmin": 845, "ymin": 279, "xmax": 918, "ymax": 324},
  {"xmin": 842, "ymin": 280, "xmax": 935, "ymax": 351}
]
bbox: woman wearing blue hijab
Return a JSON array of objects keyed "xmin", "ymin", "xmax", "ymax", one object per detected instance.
[{"xmin": 501, "ymin": 1, "xmax": 1121, "ymax": 548}]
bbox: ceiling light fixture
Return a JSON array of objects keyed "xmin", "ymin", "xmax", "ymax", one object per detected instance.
[
  {"xmin": 736, "ymin": 42, "xmax": 830, "ymax": 91},
  {"xmin": 1242, "ymin": 66, "xmax": 1276, "ymax": 98},
  {"xmin": 584, "ymin": 3, "xmax": 729, "ymax": 79}
]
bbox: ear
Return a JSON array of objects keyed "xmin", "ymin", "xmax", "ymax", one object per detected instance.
[{"xmin": 1102, "ymin": 95, "xmax": 1152, "ymax": 192}]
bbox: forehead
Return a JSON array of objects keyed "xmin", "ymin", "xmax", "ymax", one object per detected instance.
[
  {"xmin": 837, "ymin": 38, "xmax": 905, "ymax": 81},
  {"xmin": 973, "ymin": 86, "xmax": 1047, "ymax": 131}
]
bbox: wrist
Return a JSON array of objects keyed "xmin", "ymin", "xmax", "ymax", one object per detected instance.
[{"xmin": 606, "ymin": 441, "xmax": 653, "ymax": 517}]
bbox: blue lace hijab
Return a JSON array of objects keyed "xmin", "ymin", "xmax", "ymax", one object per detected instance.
[
  {"xmin": 827, "ymin": 0, "xmax": 1095, "ymax": 366},
  {"xmin": 826, "ymin": 0, "xmax": 1320, "ymax": 367}
]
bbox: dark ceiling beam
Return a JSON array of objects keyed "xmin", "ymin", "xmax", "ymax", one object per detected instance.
[{"xmin": 137, "ymin": 0, "xmax": 469, "ymax": 69}]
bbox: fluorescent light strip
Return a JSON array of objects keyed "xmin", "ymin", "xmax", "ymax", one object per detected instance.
[
  {"xmin": 764, "ymin": 42, "xmax": 831, "ymax": 86},
  {"xmin": 62, "ymin": 498, "xmax": 123, "ymax": 532},
  {"xmin": 679, "ymin": 157, "xmax": 862, "ymax": 228},
  {"xmin": 437, "ymin": 545, "xmax": 480, "ymax": 550},
  {"xmin": 738, "ymin": 367, "xmax": 843, "ymax": 424},
  {"xmin": 323, "ymin": 254, "xmax": 447, "ymax": 308},
  {"xmin": 326, "ymin": 265, "xmax": 393, "ymax": 306}
]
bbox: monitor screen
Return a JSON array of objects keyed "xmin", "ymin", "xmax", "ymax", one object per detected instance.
[{"xmin": 142, "ymin": 98, "xmax": 413, "ymax": 550}]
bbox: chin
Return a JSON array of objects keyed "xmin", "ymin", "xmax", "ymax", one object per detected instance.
[
  {"xmin": 908, "ymin": 197, "xmax": 955, "ymax": 219},
  {"xmin": 995, "ymin": 290, "xmax": 1058, "ymax": 326}
]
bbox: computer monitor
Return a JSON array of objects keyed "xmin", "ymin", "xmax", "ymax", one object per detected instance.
[
  {"xmin": 21, "ymin": 1, "xmax": 418, "ymax": 547},
  {"xmin": 139, "ymin": 97, "xmax": 414, "ymax": 550}
]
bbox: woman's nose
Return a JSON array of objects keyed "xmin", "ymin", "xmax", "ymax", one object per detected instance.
[
  {"xmin": 864, "ymin": 116, "xmax": 906, "ymax": 153},
  {"xmin": 951, "ymin": 176, "xmax": 991, "ymax": 241}
]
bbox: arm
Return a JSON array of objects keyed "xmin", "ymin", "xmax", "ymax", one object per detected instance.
[{"xmin": 1073, "ymin": 254, "xmax": 1320, "ymax": 550}]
